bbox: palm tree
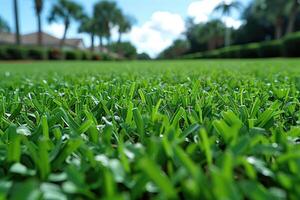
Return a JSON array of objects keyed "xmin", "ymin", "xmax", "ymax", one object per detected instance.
[
  {"xmin": 115, "ymin": 10, "xmax": 134, "ymax": 43},
  {"xmin": 0, "ymin": 17, "xmax": 11, "ymax": 33},
  {"xmin": 213, "ymin": 0, "xmax": 242, "ymax": 46},
  {"xmin": 13, "ymin": 0, "xmax": 21, "ymax": 45},
  {"xmin": 34, "ymin": 0, "xmax": 43, "ymax": 45},
  {"xmin": 254, "ymin": 0, "xmax": 286, "ymax": 39},
  {"xmin": 286, "ymin": 0, "xmax": 300, "ymax": 34},
  {"xmin": 79, "ymin": 15, "xmax": 96, "ymax": 51},
  {"xmin": 48, "ymin": 0, "xmax": 83, "ymax": 48},
  {"xmin": 94, "ymin": 1, "xmax": 119, "ymax": 49},
  {"xmin": 205, "ymin": 20, "xmax": 226, "ymax": 50}
]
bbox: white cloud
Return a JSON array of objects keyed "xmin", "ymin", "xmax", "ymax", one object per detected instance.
[
  {"xmin": 223, "ymin": 17, "xmax": 243, "ymax": 29},
  {"xmin": 187, "ymin": 0, "xmax": 242, "ymax": 29},
  {"xmin": 128, "ymin": 11, "xmax": 185, "ymax": 58},
  {"xmin": 149, "ymin": 11, "xmax": 185, "ymax": 36},
  {"xmin": 45, "ymin": 23, "xmax": 65, "ymax": 38},
  {"xmin": 187, "ymin": 0, "xmax": 222, "ymax": 23}
]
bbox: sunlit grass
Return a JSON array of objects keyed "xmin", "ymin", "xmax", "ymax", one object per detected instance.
[{"xmin": 0, "ymin": 59, "xmax": 300, "ymax": 199}]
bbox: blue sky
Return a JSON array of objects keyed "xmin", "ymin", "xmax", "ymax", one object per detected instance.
[{"xmin": 0, "ymin": 0, "xmax": 251, "ymax": 56}]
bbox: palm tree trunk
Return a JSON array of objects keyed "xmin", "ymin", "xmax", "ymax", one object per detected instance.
[
  {"xmin": 37, "ymin": 12, "xmax": 42, "ymax": 46},
  {"xmin": 286, "ymin": 1, "xmax": 299, "ymax": 35},
  {"xmin": 275, "ymin": 17, "xmax": 284, "ymax": 39},
  {"xmin": 118, "ymin": 31, "xmax": 122, "ymax": 43},
  {"xmin": 35, "ymin": 0, "xmax": 43, "ymax": 46},
  {"xmin": 225, "ymin": 27, "xmax": 231, "ymax": 47},
  {"xmin": 60, "ymin": 20, "xmax": 69, "ymax": 48},
  {"xmin": 90, "ymin": 33, "xmax": 95, "ymax": 52},
  {"xmin": 99, "ymin": 36, "xmax": 103, "ymax": 51},
  {"xmin": 275, "ymin": 26, "xmax": 282, "ymax": 39},
  {"xmin": 13, "ymin": 0, "xmax": 21, "ymax": 45}
]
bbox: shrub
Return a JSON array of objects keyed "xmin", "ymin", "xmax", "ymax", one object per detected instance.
[
  {"xmin": 65, "ymin": 50, "xmax": 82, "ymax": 60},
  {"xmin": 92, "ymin": 53, "xmax": 101, "ymax": 61},
  {"xmin": 203, "ymin": 50, "xmax": 221, "ymax": 58},
  {"xmin": 108, "ymin": 42, "xmax": 137, "ymax": 59},
  {"xmin": 6, "ymin": 46, "xmax": 28, "ymax": 60},
  {"xmin": 48, "ymin": 48, "xmax": 64, "ymax": 60},
  {"xmin": 218, "ymin": 46, "xmax": 241, "ymax": 58},
  {"xmin": 82, "ymin": 51, "xmax": 92, "ymax": 60},
  {"xmin": 137, "ymin": 53, "xmax": 151, "ymax": 60},
  {"xmin": 0, "ymin": 46, "xmax": 8, "ymax": 60},
  {"xmin": 27, "ymin": 47, "xmax": 48, "ymax": 60},
  {"xmin": 238, "ymin": 43, "xmax": 260, "ymax": 58},
  {"xmin": 100, "ymin": 53, "xmax": 114, "ymax": 61},
  {"xmin": 259, "ymin": 40, "xmax": 282, "ymax": 58},
  {"xmin": 181, "ymin": 52, "xmax": 204, "ymax": 59},
  {"xmin": 282, "ymin": 32, "xmax": 300, "ymax": 57},
  {"xmin": 217, "ymin": 49, "xmax": 227, "ymax": 58}
]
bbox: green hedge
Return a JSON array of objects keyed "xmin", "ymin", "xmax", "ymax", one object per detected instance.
[
  {"xmin": 282, "ymin": 32, "xmax": 300, "ymax": 57},
  {"xmin": 65, "ymin": 50, "xmax": 82, "ymax": 60},
  {"xmin": 183, "ymin": 44, "xmax": 261, "ymax": 59},
  {"xmin": 203, "ymin": 50, "xmax": 221, "ymax": 58},
  {"xmin": 0, "ymin": 46, "xmax": 8, "ymax": 60},
  {"xmin": 48, "ymin": 48, "xmax": 65, "ymax": 60},
  {"xmin": 6, "ymin": 46, "xmax": 28, "ymax": 60},
  {"xmin": 259, "ymin": 40, "xmax": 282, "ymax": 58},
  {"xmin": 101, "ymin": 53, "xmax": 113, "ymax": 61},
  {"xmin": 181, "ymin": 52, "xmax": 204, "ymax": 59},
  {"xmin": 82, "ymin": 51, "xmax": 92, "ymax": 60},
  {"xmin": 0, "ymin": 45, "xmax": 116, "ymax": 61},
  {"xmin": 239, "ymin": 43, "xmax": 260, "ymax": 58},
  {"xmin": 27, "ymin": 47, "xmax": 48, "ymax": 60},
  {"xmin": 92, "ymin": 53, "xmax": 101, "ymax": 60},
  {"xmin": 218, "ymin": 46, "xmax": 241, "ymax": 58},
  {"xmin": 182, "ymin": 31, "xmax": 300, "ymax": 59}
]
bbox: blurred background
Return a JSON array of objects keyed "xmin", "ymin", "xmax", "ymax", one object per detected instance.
[{"xmin": 0, "ymin": 0, "xmax": 300, "ymax": 60}]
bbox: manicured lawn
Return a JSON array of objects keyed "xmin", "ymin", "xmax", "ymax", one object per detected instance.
[{"xmin": 0, "ymin": 59, "xmax": 300, "ymax": 199}]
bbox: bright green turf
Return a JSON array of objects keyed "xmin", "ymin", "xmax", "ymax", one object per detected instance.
[{"xmin": 0, "ymin": 59, "xmax": 300, "ymax": 199}]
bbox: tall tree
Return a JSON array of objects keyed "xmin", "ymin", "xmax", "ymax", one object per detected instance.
[
  {"xmin": 254, "ymin": 0, "xmax": 286, "ymax": 39},
  {"xmin": 214, "ymin": 0, "xmax": 242, "ymax": 46},
  {"xmin": 34, "ymin": 0, "xmax": 43, "ymax": 45},
  {"xmin": 48, "ymin": 0, "xmax": 83, "ymax": 48},
  {"xmin": 79, "ymin": 15, "xmax": 96, "ymax": 51},
  {"xmin": 286, "ymin": 0, "xmax": 300, "ymax": 34},
  {"xmin": 158, "ymin": 39, "xmax": 190, "ymax": 59},
  {"xmin": 108, "ymin": 42, "xmax": 137, "ymax": 59},
  {"xmin": 94, "ymin": 1, "xmax": 119, "ymax": 49},
  {"xmin": 233, "ymin": 2, "xmax": 274, "ymax": 44},
  {"xmin": 0, "ymin": 17, "xmax": 11, "ymax": 33},
  {"xmin": 13, "ymin": 0, "xmax": 21, "ymax": 45},
  {"xmin": 204, "ymin": 20, "xmax": 226, "ymax": 50},
  {"xmin": 185, "ymin": 19, "xmax": 225, "ymax": 53},
  {"xmin": 185, "ymin": 18, "xmax": 206, "ymax": 53},
  {"xmin": 115, "ymin": 10, "xmax": 134, "ymax": 43}
]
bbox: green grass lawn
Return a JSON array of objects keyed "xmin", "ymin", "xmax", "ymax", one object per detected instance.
[{"xmin": 1, "ymin": 59, "xmax": 300, "ymax": 199}]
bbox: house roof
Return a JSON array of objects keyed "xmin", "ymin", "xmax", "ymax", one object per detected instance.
[
  {"xmin": 0, "ymin": 32, "xmax": 15, "ymax": 44},
  {"xmin": 65, "ymin": 38, "xmax": 84, "ymax": 47},
  {"xmin": 22, "ymin": 32, "xmax": 59, "ymax": 46},
  {"xmin": 0, "ymin": 32, "xmax": 84, "ymax": 49}
]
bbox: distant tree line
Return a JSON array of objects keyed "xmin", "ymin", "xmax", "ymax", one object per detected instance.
[
  {"xmin": 159, "ymin": 0, "xmax": 300, "ymax": 59},
  {"xmin": 0, "ymin": 0, "xmax": 148, "ymax": 59}
]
